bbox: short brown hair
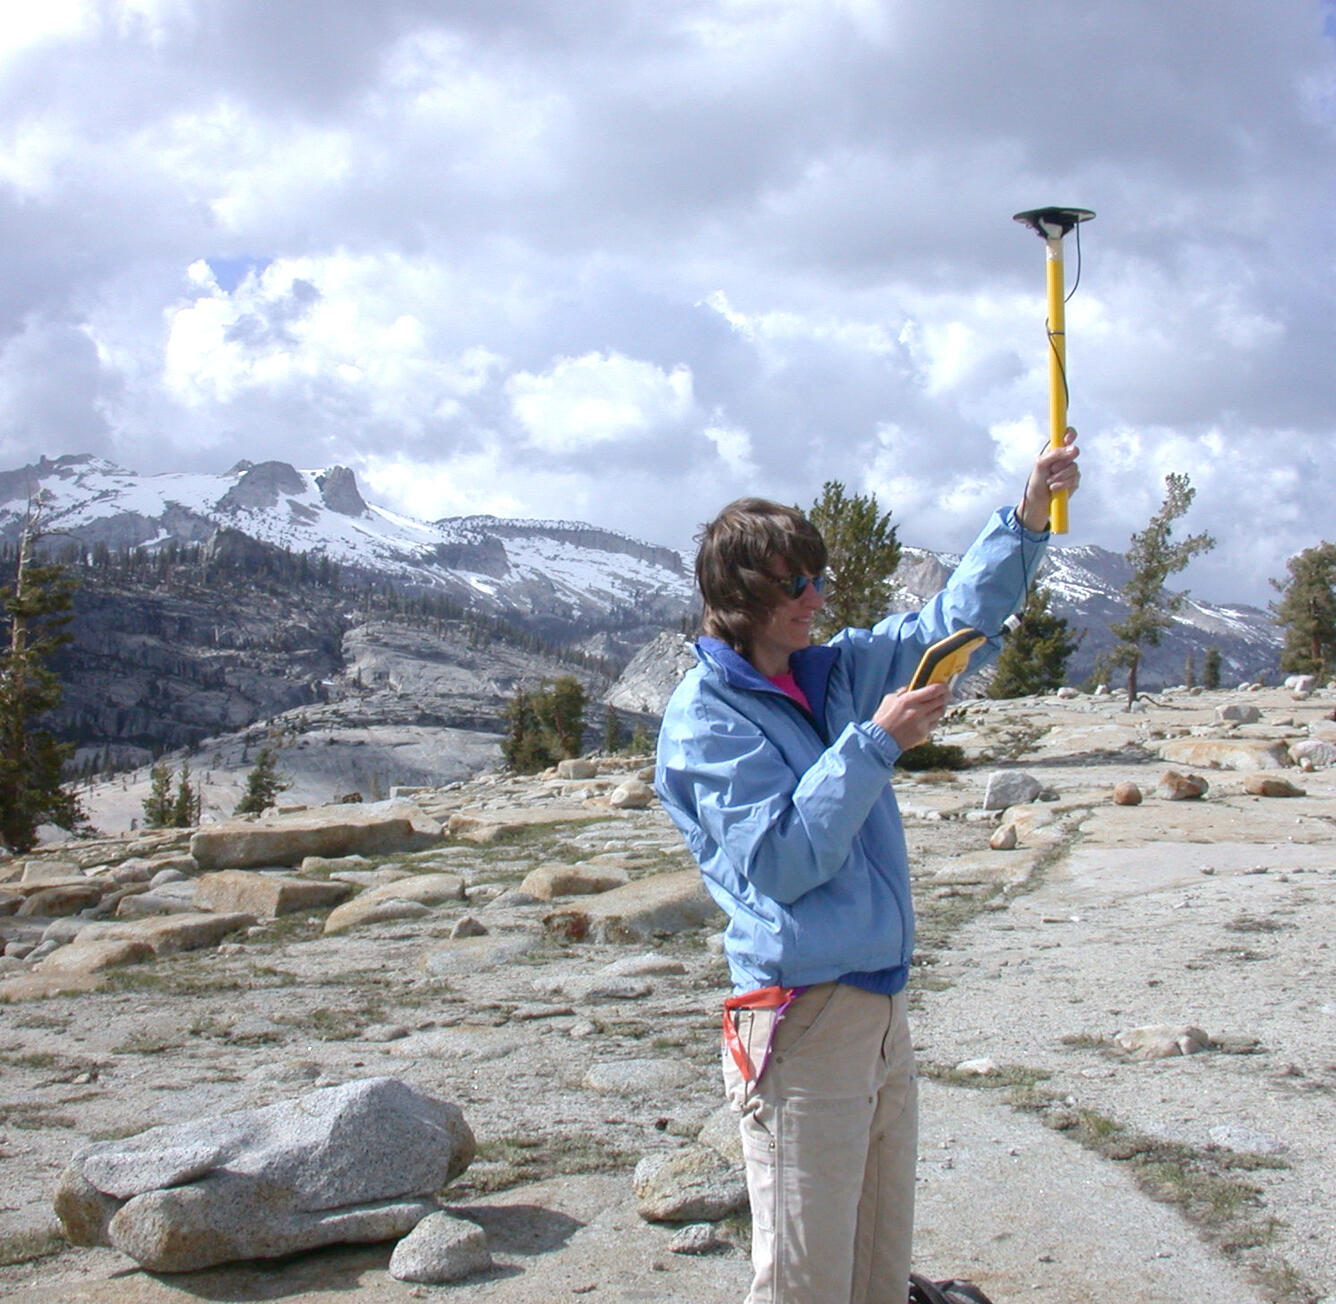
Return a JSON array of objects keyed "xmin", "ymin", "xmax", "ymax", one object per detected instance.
[{"xmin": 694, "ymin": 497, "xmax": 826, "ymax": 657}]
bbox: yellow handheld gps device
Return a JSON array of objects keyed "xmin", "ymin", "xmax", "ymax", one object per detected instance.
[{"xmin": 909, "ymin": 627, "xmax": 987, "ymax": 691}]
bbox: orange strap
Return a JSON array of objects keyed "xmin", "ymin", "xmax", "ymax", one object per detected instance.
[{"xmin": 722, "ymin": 985, "xmax": 802, "ymax": 1083}]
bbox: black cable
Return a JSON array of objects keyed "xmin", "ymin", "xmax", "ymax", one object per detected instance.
[{"xmin": 1064, "ymin": 218, "xmax": 1084, "ymax": 303}]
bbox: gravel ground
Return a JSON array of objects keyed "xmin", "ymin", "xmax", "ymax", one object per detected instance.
[{"xmin": 2, "ymin": 687, "xmax": 1333, "ymax": 1303}]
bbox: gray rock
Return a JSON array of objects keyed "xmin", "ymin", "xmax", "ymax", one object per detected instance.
[
  {"xmin": 982, "ymin": 771, "xmax": 1043, "ymax": 811},
  {"xmin": 609, "ymin": 778, "xmax": 655, "ymax": 809},
  {"xmin": 193, "ymin": 870, "xmax": 354, "ymax": 918},
  {"xmin": 1216, "ymin": 703, "xmax": 1261, "ymax": 724},
  {"xmin": 633, "ymin": 1145, "xmax": 749, "ymax": 1222},
  {"xmin": 669, "ymin": 1221, "xmax": 733, "ymax": 1255},
  {"xmin": 388, "ymin": 1210, "xmax": 492, "ymax": 1283},
  {"xmin": 556, "ymin": 758, "xmax": 599, "ymax": 780},
  {"xmin": 1156, "ymin": 770, "xmax": 1208, "ymax": 800},
  {"xmin": 533, "ymin": 973, "xmax": 653, "ymax": 1002},
  {"xmin": 1113, "ymin": 1024, "xmax": 1211, "ymax": 1060},
  {"xmin": 1290, "ymin": 739, "xmax": 1336, "ymax": 768},
  {"xmin": 584, "ymin": 1058, "xmax": 696, "ymax": 1093},
  {"xmin": 190, "ymin": 803, "xmax": 442, "ymax": 871},
  {"xmin": 543, "ymin": 870, "xmax": 722, "ymax": 944},
  {"xmin": 519, "ymin": 862, "xmax": 630, "ymax": 900},
  {"xmin": 1158, "ymin": 737, "xmax": 1290, "ymax": 771},
  {"xmin": 54, "ymin": 1076, "xmax": 476, "ymax": 1272}
]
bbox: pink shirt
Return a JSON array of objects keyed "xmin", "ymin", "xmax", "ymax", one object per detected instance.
[{"xmin": 766, "ymin": 671, "xmax": 812, "ymax": 714}]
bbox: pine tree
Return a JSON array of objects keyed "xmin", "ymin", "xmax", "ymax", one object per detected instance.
[
  {"xmin": 986, "ymin": 585, "xmax": 1081, "ymax": 698},
  {"xmin": 541, "ymin": 675, "xmax": 586, "ymax": 760},
  {"xmin": 234, "ymin": 746, "xmax": 288, "ymax": 814},
  {"xmin": 502, "ymin": 690, "xmax": 547, "ymax": 774},
  {"xmin": 1270, "ymin": 541, "xmax": 1336, "ymax": 678},
  {"xmin": 0, "ymin": 503, "xmax": 83, "ymax": 852},
  {"xmin": 602, "ymin": 704, "xmax": 623, "ymax": 754},
  {"xmin": 1203, "ymin": 646, "xmax": 1222, "ymax": 690},
  {"xmin": 502, "ymin": 678, "xmax": 588, "ymax": 774},
  {"xmin": 142, "ymin": 762, "xmax": 175, "ymax": 828},
  {"xmin": 806, "ymin": 481, "xmax": 901, "ymax": 642},
  {"xmin": 1108, "ymin": 474, "xmax": 1215, "ymax": 707},
  {"xmin": 172, "ymin": 762, "xmax": 201, "ymax": 827}
]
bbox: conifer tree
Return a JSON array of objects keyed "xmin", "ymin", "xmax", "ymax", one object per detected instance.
[
  {"xmin": 986, "ymin": 585, "xmax": 1080, "ymax": 698},
  {"xmin": 1108, "ymin": 474, "xmax": 1214, "ymax": 707},
  {"xmin": 1203, "ymin": 646, "xmax": 1222, "ymax": 690},
  {"xmin": 541, "ymin": 675, "xmax": 586, "ymax": 760},
  {"xmin": 806, "ymin": 481, "xmax": 901, "ymax": 642},
  {"xmin": 602, "ymin": 704, "xmax": 623, "ymax": 754},
  {"xmin": 142, "ymin": 762, "xmax": 175, "ymax": 828},
  {"xmin": 0, "ymin": 503, "xmax": 83, "ymax": 851},
  {"xmin": 502, "ymin": 690, "xmax": 547, "ymax": 774},
  {"xmin": 502, "ymin": 677, "xmax": 589, "ymax": 774},
  {"xmin": 1270, "ymin": 541, "xmax": 1336, "ymax": 678},
  {"xmin": 172, "ymin": 762, "xmax": 201, "ymax": 827},
  {"xmin": 234, "ymin": 746, "xmax": 288, "ymax": 814}
]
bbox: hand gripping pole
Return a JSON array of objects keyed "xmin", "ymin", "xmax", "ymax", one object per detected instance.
[{"xmin": 1013, "ymin": 207, "xmax": 1094, "ymax": 534}]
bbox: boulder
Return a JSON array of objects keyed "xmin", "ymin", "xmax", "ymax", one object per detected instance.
[
  {"xmin": 20, "ymin": 860, "xmax": 84, "ymax": 882},
  {"xmin": 1290, "ymin": 739, "xmax": 1336, "ymax": 768},
  {"xmin": 1242, "ymin": 774, "xmax": 1306, "ymax": 798},
  {"xmin": 609, "ymin": 779, "xmax": 655, "ymax": 810},
  {"xmin": 1215, "ymin": 704, "xmax": 1261, "ymax": 724},
  {"xmin": 633, "ymin": 1145, "xmax": 749, "ymax": 1223},
  {"xmin": 323, "ymin": 873, "xmax": 465, "ymax": 935},
  {"xmin": 519, "ymin": 862, "xmax": 631, "ymax": 901},
  {"xmin": 585, "ymin": 1058, "xmax": 696, "ymax": 1094},
  {"xmin": 556, "ymin": 759, "xmax": 599, "ymax": 780},
  {"xmin": 72, "ymin": 911, "xmax": 258, "ymax": 957},
  {"xmin": 1114, "ymin": 1024, "xmax": 1211, "ymax": 1061},
  {"xmin": 446, "ymin": 806, "xmax": 598, "ymax": 844},
  {"xmin": 34, "ymin": 937, "xmax": 155, "ymax": 975},
  {"xmin": 54, "ymin": 1076, "xmax": 475, "ymax": 1273},
  {"xmin": 543, "ymin": 870, "xmax": 721, "ymax": 944},
  {"xmin": 981, "ymin": 771, "xmax": 1043, "ymax": 811},
  {"xmin": 16, "ymin": 881, "xmax": 106, "ymax": 917},
  {"xmin": 988, "ymin": 824, "xmax": 1017, "ymax": 851},
  {"xmin": 1155, "ymin": 770, "xmax": 1208, "ymax": 801},
  {"xmin": 194, "ymin": 870, "xmax": 355, "ymax": 918},
  {"xmin": 190, "ymin": 803, "xmax": 442, "ymax": 871},
  {"xmin": 1112, "ymin": 781, "xmax": 1143, "ymax": 806},
  {"xmin": 1158, "ymin": 738, "xmax": 1290, "ymax": 771},
  {"xmin": 389, "ymin": 1210, "xmax": 492, "ymax": 1284}
]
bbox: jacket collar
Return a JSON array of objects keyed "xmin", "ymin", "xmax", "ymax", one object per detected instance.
[{"xmin": 694, "ymin": 637, "xmax": 839, "ymax": 723}]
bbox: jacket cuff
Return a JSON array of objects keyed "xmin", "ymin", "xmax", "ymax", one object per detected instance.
[
  {"xmin": 857, "ymin": 720, "xmax": 902, "ymax": 766},
  {"xmin": 1002, "ymin": 504, "xmax": 1052, "ymax": 544}
]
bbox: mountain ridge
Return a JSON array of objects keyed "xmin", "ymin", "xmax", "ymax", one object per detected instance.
[{"xmin": 4, "ymin": 452, "xmax": 1285, "ymax": 719}]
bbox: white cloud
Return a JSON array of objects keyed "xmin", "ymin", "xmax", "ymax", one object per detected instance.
[
  {"xmin": 1, "ymin": 0, "xmax": 1335, "ymax": 605},
  {"xmin": 506, "ymin": 352, "xmax": 694, "ymax": 454}
]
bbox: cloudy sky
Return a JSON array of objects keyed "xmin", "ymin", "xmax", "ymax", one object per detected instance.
[{"xmin": 2, "ymin": 1, "xmax": 1334, "ymax": 604}]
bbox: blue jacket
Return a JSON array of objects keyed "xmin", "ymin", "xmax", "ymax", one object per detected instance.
[{"xmin": 655, "ymin": 508, "xmax": 1047, "ymax": 993}]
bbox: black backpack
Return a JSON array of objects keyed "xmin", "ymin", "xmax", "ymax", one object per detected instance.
[{"xmin": 908, "ymin": 1272, "xmax": 996, "ymax": 1304}]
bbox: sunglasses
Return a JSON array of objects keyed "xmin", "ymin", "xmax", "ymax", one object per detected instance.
[{"xmin": 766, "ymin": 571, "xmax": 827, "ymax": 600}]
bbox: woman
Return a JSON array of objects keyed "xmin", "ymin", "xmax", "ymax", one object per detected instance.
[{"xmin": 655, "ymin": 435, "xmax": 1079, "ymax": 1304}]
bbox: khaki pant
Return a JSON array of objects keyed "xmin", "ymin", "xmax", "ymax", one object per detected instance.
[{"xmin": 723, "ymin": 982, "xmax": 918, "ymax": 1304}]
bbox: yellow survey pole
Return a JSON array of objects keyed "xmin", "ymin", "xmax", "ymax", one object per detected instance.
[{"xmin": 1013, "ymin": 207, "xmax": 1094, "ymax": 534}]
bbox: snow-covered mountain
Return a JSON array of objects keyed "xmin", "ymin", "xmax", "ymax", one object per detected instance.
[
  {"xmin": 0, "ymin": 454, "xmax": 693, "ymax": 645},
  {"xmin": 3, "ymin": 453, "xmax": 1283, "ymax": 691},
  {"xmin": 895, "ymin": 541, "xmax": 1281, "ymax": 689}
]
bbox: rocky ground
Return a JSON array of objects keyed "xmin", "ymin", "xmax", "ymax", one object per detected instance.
[{"xmin": 1, "ymin": 686, "xmax": 1334, "ymax": 1304}]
